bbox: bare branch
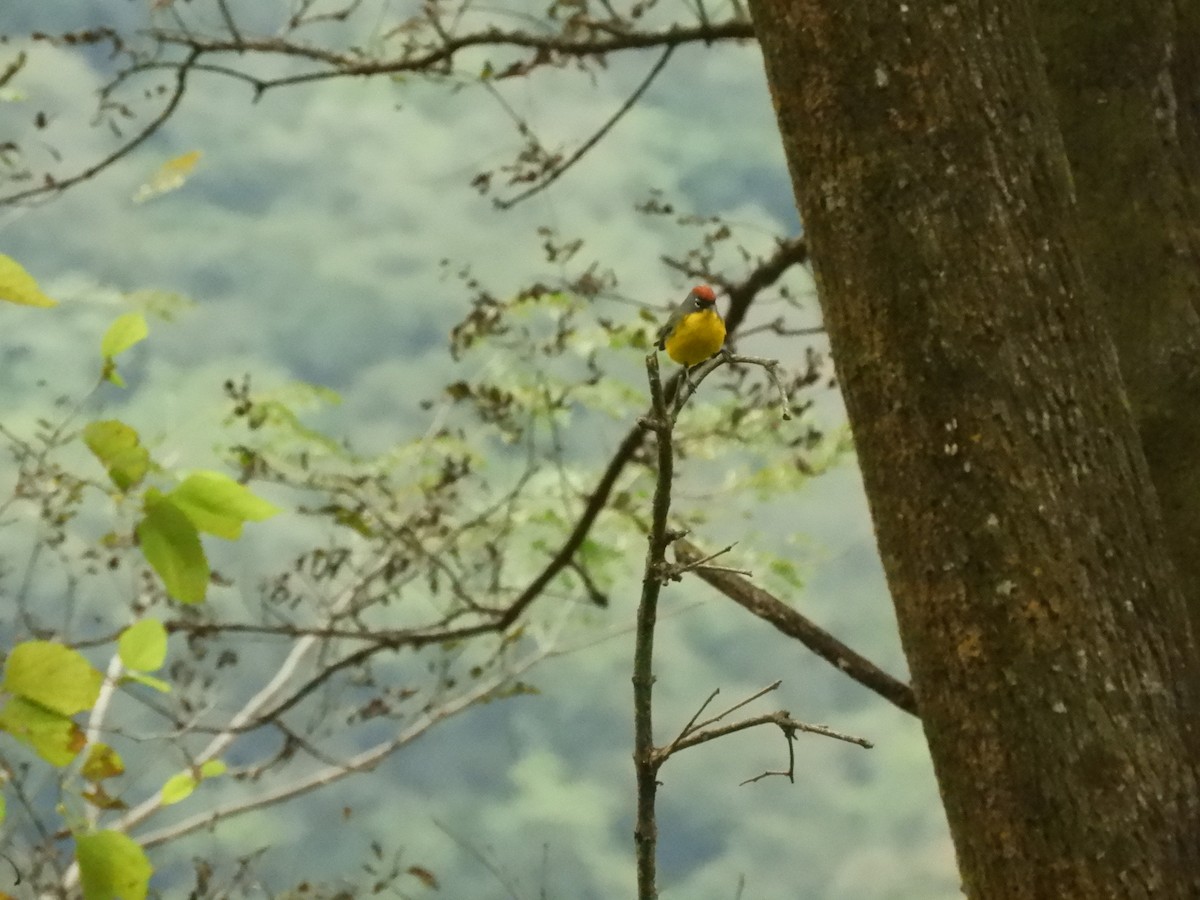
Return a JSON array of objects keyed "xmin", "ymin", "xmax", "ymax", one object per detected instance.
[
  {"xmin": 3, "ymin": 16, "xmax": 755, "ymax": 208},
  {"xmin": 688, "ymin": 680, "xmax": 782, "ymax": 734},
  {"xmin": 723, "ymin": 352, "xmax": 793, "ymax": 419},
  {"xmin": 103, "ymin": 550, "xmax": 401, "ymax": 839},
  {"xmin": 677, "ymin": 710, "xmax": 873, "ymax": 757},
  {"xmin": 667, "ymin": 687, "xmax": 722, "ymax": 751},
  {"xmin": 632, "ymin": 349, "xmax": 874, "ymax": 896},
  {"xmin": 632, "ymin": 350, "xmax": 674, "ymax": 899},
  {"xmin": 145, "ymin": 20, "xmax": 754, "ymax": 91},
  {"xmin": 433, "ymin": 818, "xmax": 525, "ymax": 900},
  {"xmin": 659, "ymin": 541, "xmax": 751, "ymax": 583},
  {"xmin": 2, "ymin": 50, "xmax": 199, "ymax": 206},
  {"xmin": 81, "ymin": 652, "xmax": 125, "ymax": 827},
  {"xmin": 129, "ymin": 647, "xmax": 544, "ymax": 852},
  {"xmin": 495, "ymin": 45, "xmax": 675, "ymax": 209},
  {"xmin": 673, "ymin": 537, "xmax": 919, "ymax": 717},
  {"xmin": 215, "ymin": 0, "xmax": 243, "ymax": 44},
  {"xmin": 662, "ymin": 680, "xmax": 780, "ymax": 758}
]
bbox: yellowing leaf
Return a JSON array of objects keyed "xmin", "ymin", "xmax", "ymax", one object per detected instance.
[
  {"xmin": 76, "ymin": 829, "xmax": 152, "ymax": 900},
  {"xmin": 167, "ymin": 471, "xmax": 281, "ymax": 540},
  {"xmin": 198, "ymin": 759, "xmax": 226, "ymax": 779},
  {"xmin": 137, "ymin": 498, "xmax": 209, "ymax": 603},
  {"xmin": 132, "ymin": 150, "xmax": 201, "ymax": 204},
  {"xmin": 82, "ymin": 743, "xmax": 125, "ymax": 781},
  {"xmin": 118, "ymin": 619, "xmax": 167, "ymax": 672},
  {"xmin": 3, "ymin": 641, "xmax": 103, "ymax": 716},
  {"xmin": 100, "ymin": 313, "xmax": 148, "ymax": 388},
  {"xmin": 82, "ymin": 785, "xmax": 128, "ymax": 811},
  {"xmin": 0, "ymin": 253, "xmax": 57, "ymax": 307},
  {"xmin": 0, "ymin": 697, "xmax": 85, "ymax": 765},
  {"xmin": 159, "ymin": 771, "xmax": 196, "ymax": 806},
  {"xmin": 407, "ymin": 866, "xmax": 440, "ymax": 890},
  {"xmin": 83, "ymin": 420, "xmax": 150, "ymax": 491}
]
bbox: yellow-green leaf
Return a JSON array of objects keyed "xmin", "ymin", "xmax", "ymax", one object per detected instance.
[
  {"xmin": 83, "ymin": 420, "xmax": 150, "ymax": 491},
  {"xmin": 167, "ymin": 471, "xmax": 281, "ymax": 540},
  {"xmin": 198, "ymin": 759, "xmax": 226, "ymax": 779},
  {"xmin": 132, "ymin": 149, "xmax": 201, "ymax": 204},
  {"xmin": 122, "ymin": 672, "xmax": 171, "ymax": 693},
  {"xmin": 82, "ymin": 743, "xmax": 125, "ymax": 782},
  {"xmin": 0, "ymin": 697, "xmax": 85, "ymax": 765},
  {"xmin": 159, "ymin": 771, "xmax": 196, "ymax": 806},
  {"xmin": 76, "ymin": 829, "xmax": 152, "ymax": 900},
  {"xmin": 100, "ymin": 313, "xmax": 148, "ymax": 389},
  {"xmin": 137, "ymin": 499, "xmax": 208, "ymax": 604},
  {"xmin": 0, "ymin": 253, "xmax": 57, "ymax": 307},
  {"xmin": 3, "ymin": 641, "xmax": 103, "ymax": 716},
  {"xmin": 118, "ymin": 619, "xmax": 167, "ymax": 672}
]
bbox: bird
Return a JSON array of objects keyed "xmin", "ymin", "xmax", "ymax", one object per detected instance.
[{"xmin": 655, "ymin": 285, "xmax": 727, "ymax": 375}]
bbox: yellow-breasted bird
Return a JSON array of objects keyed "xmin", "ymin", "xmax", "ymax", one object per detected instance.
[{"xmin": 655, "ymin": 284, "xmax": 726, "ymax": 371}]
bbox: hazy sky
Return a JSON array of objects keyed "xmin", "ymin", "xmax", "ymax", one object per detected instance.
[{"xmin": 1, "ymin": 4, "xmax": 956, "ymax": 897}]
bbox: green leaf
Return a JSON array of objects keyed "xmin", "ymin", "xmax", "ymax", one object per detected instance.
[
  {"xmin": 83, "ymin": 420, "xmax": 150, "ymax": 491},
  {"xmin": 159, "ymin": 760, "xmax": 223, "ymax": 807},
  {"xmin": 137, "ymin": 499, "xmax": 209, "ymax": 604},
  {"xmin": 100, "ymin": 313, "xmax": 148, "ymax": 385},
  {"xmin": 76, "ymin": 829, "xmax": 152, "ymax": 900},
  {"xmin": 0, "ymin": 253, "xmax": 57, "ymax": 307},
  {"xmin": 82, "ymin": 743, "xmax": 125, "ymax": 782},
  {"xmin": 100, "ymin": 313, "xmax": 148, "ymax": 359},
  {"xmin": 166, "ymin": 471, "xmax": 281, "ymax": 540},
  {"xmin": 3, "ymin": 641, "xmax": 103, "ymax": 716},
  {"xmin": 122, "ymin": 672, "xmax": 171, "ymax": 693},
  {"xmin": 159, "ymin": 771, "xmax": 196, "ymax": 806},
  {"xmin": 117, "ymin": 619, "xmax": 167, "ymax": 672},
  {"xmin": 0, "ymin": 791, "xmax": 6, "ymax": 825},
  {"xmin": 0, "ymin": 697, "xmax": 85, "ymax": 765}
]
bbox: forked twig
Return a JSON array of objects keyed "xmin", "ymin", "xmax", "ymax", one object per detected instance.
[{"xmin": 632, "ymin": 348, "xmax": 870, "ymax": 900}]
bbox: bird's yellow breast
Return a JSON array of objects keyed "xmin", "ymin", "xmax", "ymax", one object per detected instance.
[{"xmin": 664, "ymin": 309, "xmax": 726, "ymax": 367}]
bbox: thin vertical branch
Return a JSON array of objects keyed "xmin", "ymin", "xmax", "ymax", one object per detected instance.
[{"xmin": 632, "ymin": 352, "xmax": 674, "ymax": 900}]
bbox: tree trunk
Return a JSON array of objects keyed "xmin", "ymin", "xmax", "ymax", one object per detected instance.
[
  {"xmin": 1034, "ymin": 0, "xmax": 1200, "ymax": 638},
  {"xmin": 748, "ymin": 1, "xmax": 1200, "ymax": 896}
]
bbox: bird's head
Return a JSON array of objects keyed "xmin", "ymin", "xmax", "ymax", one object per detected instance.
[{"xmin": 690, "ymin": 285, "xmax": 717, "ymax": 309}]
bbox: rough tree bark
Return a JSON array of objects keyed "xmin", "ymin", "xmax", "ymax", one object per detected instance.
[
  {"xmin": 1034, "ymin": 1, "xmax": 1200, "ymax": 638},
  {"xmin": 748, "ymin": 1, "xmax": 1200, "ymax": 896}
]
